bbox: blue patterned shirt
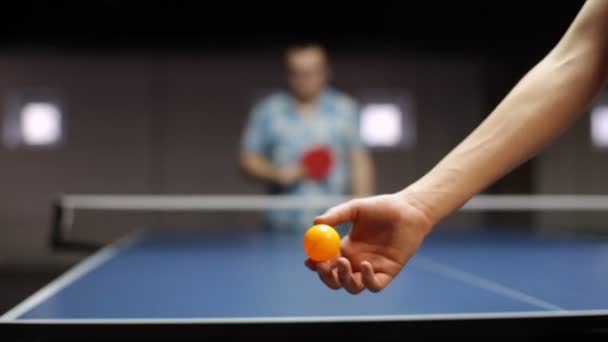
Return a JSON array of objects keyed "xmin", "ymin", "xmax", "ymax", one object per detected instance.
[{"xmin": 242, "ymin": 88, "xmax": 363, "ymax": 231}]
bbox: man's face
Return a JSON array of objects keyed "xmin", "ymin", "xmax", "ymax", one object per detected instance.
[{"xmin": 286, "ymin": 47, "xmax": 329, "ymax": 101}]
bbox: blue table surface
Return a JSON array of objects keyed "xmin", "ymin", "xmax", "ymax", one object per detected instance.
[{"xmin": 14, "ymin": 227, "xmax": 608, "ymax": 319}]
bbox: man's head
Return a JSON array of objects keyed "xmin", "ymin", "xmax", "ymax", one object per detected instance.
[{"xmin": 285, "ymin": 43, "xmax": 330, "ymax": 102}]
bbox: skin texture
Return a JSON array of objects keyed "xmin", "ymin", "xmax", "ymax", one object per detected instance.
[{"xmin": 306, "ymin": 0, "xmax": 608, "ymax": 294}]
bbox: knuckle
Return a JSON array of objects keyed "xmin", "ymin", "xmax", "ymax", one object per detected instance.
[
  {"xmin": 319, "ymin": 274, "xmax": 340, "ymax": 290},
  {"xmin": 367, "ymin": 285, "xmax": 382, "ymax": 293},
  {"xmin": 346, "ymin": 286, "xmax": 363, "ymax": 295}
]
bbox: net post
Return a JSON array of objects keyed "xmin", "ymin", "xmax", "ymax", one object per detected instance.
[
  {"xmin": 50, "ymin": 194, "xmax": 64, "ymax": 249},
  {"xmin": 49, "ymin": 194, "xmax": 100, "ymax": 252}
]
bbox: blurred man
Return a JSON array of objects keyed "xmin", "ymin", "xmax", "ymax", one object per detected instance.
[{"xmin": 240, "ymin": 43, "xmax": 374, "ymax": 231}]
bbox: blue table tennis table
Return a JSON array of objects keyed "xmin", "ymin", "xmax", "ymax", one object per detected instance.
[{"xmin": 2, "ymin": 226, "xmax": 608, "ymax": 340}]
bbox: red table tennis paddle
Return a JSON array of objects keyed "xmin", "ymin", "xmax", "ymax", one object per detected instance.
[{"xmin": 301, "ymin": 145, "xmax": 333, "ymax": 181}]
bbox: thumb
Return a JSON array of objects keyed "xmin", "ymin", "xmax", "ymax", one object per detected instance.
[{"xmin": 314, "ymin": 199, "xmax": 360, "ymax": 227}]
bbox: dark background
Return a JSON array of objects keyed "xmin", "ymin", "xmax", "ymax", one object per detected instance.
[{"xmin": 2, "ymin": 0, "xmax": 606, "ymax": 313}]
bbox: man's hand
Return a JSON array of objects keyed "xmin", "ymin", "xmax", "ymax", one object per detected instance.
[
  {"xmin": 305, "ymin": 192, "xmax": 436, "ymax": 294},
  {"xmin": 275, "ymin": 164, "xmax": 305, "ymax": 187},
  {"xmin": 240, "ymin": 152, "xmax": 305, "ymax": 187}
]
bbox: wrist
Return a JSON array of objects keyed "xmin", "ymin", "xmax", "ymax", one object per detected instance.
[
  {"xmin": 397, "ymin": 170, "xmax": 467, "ymax": 225},
  {"xmin": 270, "ymin": 166, "xmax": 282, "ymax": 183},
  {"xmin": 395, "ymin": 187, "xmax": 439, "ymax": 227},
  {"xmin": 274, "ymin": 164, "xmax": 304, "ymax": 186}
]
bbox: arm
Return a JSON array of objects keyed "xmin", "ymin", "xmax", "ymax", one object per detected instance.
[
  {"xmin": 406, "ymin": 0, "xmax": 608, "ymax": 223},
  {"xmin": 239, "ymin": 101, "xmax": 304, "ymax": 187},
  {"xmin": 347, "ymin": 100, "xmax": 375, "ymax": 197},
  {"xmin": 240, "ymin": 152, "xmax": 279, "ymax": 183},
  {"xmin": 307, "ymin": 0, "xmax": 608, "ymax": 294},
  {"xmin": 240, "ymin": 152, "xmax": 303, "ymax": 186},
  {"xmin": 350, "ymin": 149, "xmax": 375, "ymax": 196}
]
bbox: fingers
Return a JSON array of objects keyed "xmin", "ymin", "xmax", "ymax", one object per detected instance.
[
  {"xmin": 361, "ymin": 261, "xmax": 391, "ymax": 293},
  {"xmin": 314, "ymin": 199, "xmax": 360, "ymax": 227},
  {"xmin": 316, "ymin": 260, "xmax": 341, "ymax": 290},
  {"xmin": 304, "ymin": 259, "xmax": 316, "ymax": 271},
  {"xmin": 305, "ymin": 259, "xmax": 341, "ymax": 290},
  {"xmin": 306, "ymin": 258, "xmax": 391, "ymax": 294},
  {"xmin": 336, "ymin": 258, "xmax": 364, "ymax": 294}
]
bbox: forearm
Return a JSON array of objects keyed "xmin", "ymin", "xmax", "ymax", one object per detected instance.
[
  {"xmin": 404, "ymin": 1, "xmax": 608, "ymax": 222},
  {"xmin": 351, "ymin": 150, "xmax": 375, "ymax": 196},
  {"xmin": 240, "ymin": 152, "xmax": 278, "ymax": 183}
]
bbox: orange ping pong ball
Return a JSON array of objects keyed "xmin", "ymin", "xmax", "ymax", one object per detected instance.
[{"xmin": 303, "ymin": 224, "xmax": 341, "ymax": 262}]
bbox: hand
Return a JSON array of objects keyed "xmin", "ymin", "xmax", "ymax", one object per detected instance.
[
  {"xmin": 275, "ymin": 164, "xmax": 304, "ymax": 187},
  {"xmin": 305, "ymin": 191, "xmax": 436, "ymax": 294}
]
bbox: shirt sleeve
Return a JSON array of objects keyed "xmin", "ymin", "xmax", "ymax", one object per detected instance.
[
  {"xmin": 241, "ymin": 104, "xmax": 270, "ymax": 155},
  {"xmin": 345, "ymin": 103, "xmax": 365, "ymax": 151}
]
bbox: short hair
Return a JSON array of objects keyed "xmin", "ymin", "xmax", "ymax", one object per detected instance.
[{"xmin": 285, "ymin": 42, "xmax": 328, "ymax": 60}]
